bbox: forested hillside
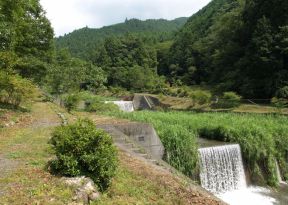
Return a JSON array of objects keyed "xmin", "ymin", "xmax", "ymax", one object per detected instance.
[
  {"xmin": 0, "ymin": 0, "xmax": 54, "ymax": 106},
  {"xmin": 168, "ymin": 0, "xmax": 288, "ymax": 98},
  {"xmin": 56, "ymin": 17, "xmax": 188, "ymax": 60},
  {"xmin": 0, "ymin": 0, "xmax": 106, "ymax": 104},
  {"xmin": 2, "ymin": 0, "xmax": 288, "ymax": 103}
]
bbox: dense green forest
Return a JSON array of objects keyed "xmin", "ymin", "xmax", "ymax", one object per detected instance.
[
  {"xmin": 56, "ymin": 17, "xmax": 188, "ymax": 60},
  {"xmin": 55, "ymin": 0, "xmax": 288, "ymax": 99},
  {"xmin": 1, "ymin": 0, "xmax": 288, "ymax": 101},
  {"xmin": 168, "ymin": 0, "xmax": 288, "ymax": 98},
  {"xmin": 0, "ymin": 0, "xmax": 106, "ymax": 104},
  {"xmin": 0, "ymin": 0, "xmax": 54, "ymax": 106}
]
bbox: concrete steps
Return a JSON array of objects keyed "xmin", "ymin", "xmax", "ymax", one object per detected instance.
[{"xmin": 97, "ymin": 124, "xmax": 158, "ymax": 164}]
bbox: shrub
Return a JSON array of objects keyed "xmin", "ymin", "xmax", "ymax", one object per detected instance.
[
  {"xmin": 0, "ymin": 72, "xmax": 36, "ymax": 107},
  {"xmin": 49, "ymin": 119, "xmax": 118, "ymax": 191},
  {"xmin": 216, "ymin": 92, "xmax": 241, "ymax": 108},
  {"xmin": 63, "ymin": 93, "xmax": 80, "ymax": 112},
  {"xmin": 190, "ymin": 90, "xmax": 212, "ymax": 106},
  {"xmin": 108, "ymin": 87, "xmax": 130, "ymax": 97},
  {"xmin": 272, "ymin": 87, "xmax": 288, "ymax": 110},
  {"xmin": 275, "ymin": 86, "xmax": 288, "ymax": 99},
  {"xmin": 86, "ymin": 101, "xmax": 119, "ymax": 113},
  {"xmin": 177, "ymin": 87, "xmax": 189, "ymax": 97}
]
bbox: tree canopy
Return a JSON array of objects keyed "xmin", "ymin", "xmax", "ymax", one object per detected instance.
[
  {"xmin": 55, "ymin": 17, "xmax": 188, "ymax": 60},
  {"xmin": 168, "ymin": 0, "xmax": 288, "ymax": 98}
]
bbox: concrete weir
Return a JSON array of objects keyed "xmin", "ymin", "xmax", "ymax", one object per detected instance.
[{"xmin": 97, "ymin": 122, "xmax": 164, "ymax": 160}]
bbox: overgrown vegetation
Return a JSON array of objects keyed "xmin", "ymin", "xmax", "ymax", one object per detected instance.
[
  {"xmin": 63, "ymin": 93, "xmax": 80, "ymax": 113},
  {"xmin": 166, "ymin": 0, "xmax": 288, "ymax": 99},
  {"xmin": 86, "ymin": 101, "xmax": 120, "ymax": 113},
  {"xmin": 0, "ymin": 0, "xmax": 53, "ymax": 108},
  {"xmin": 215, "ymin": 92, "xmax": 241, "ymax": 109},
  {"xmin": 105, "ymin": 110, "xmax": 288, "ymax": 187},
  {"xmin": 0, "ymin": 71, "xmax": 36, "ymax": 107},
  {"xmin": 49, "ymin": 119, "xmax": 118, "ymax": 191}
]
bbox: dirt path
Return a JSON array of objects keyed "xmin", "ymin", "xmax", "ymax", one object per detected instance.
[{"xmin": 0, "ymin": 102, "xmax": 73, "ymax": 204}]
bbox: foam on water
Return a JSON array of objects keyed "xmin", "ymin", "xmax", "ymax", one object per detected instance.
[
  {"xmin": 217, "ymin": 187, "xmax": 276, "ymax": 205},
  {"xmin": 198, "ymin": 144, "xmax": 282, "ymax": 205}
]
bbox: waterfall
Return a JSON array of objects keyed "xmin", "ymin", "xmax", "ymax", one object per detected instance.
[
  {"xmin": 275, "ymin": 160, "xmax": 286, "ymax": 184},
  {"xmin": 106, "ymin": 101, "xmax": 134, "ymax": 112},
  {"xmin": 198, "ymin": 144, "xmax": 247, "ymax": 194}
]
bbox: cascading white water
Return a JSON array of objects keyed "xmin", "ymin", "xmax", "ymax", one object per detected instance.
[
  {"xmin": 198, "ymin": 144, "xmax": 279, "ymax": 205},
  {"xmin": 106, "ymin": 101, "xmax": 134, "ymax": 112},
  {"xmin": 198, "ymin": 144, "xmax": 247, "ymax": 194}
]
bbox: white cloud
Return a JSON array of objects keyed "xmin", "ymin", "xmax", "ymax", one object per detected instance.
[{"xmin": 40, "ymin": 0, "xmax": 211, "ymax": 36}]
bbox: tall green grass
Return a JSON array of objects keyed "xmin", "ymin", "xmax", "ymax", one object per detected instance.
[{"xmin": 105, "ymin": 110, "xmax": 288, "ymax": 187}]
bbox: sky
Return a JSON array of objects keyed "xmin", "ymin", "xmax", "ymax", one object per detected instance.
[{"xmin": 40, "ymin": 0, "xmax": 211, "ymax": 37}]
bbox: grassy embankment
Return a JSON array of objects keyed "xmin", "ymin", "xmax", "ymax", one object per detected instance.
[
  {"xmin": 1, "ymin": 100, "xmax": 220, "ymax": 205},
  {"xmin": 104, "ymin": 110, "xmax": 288, "ymax": 187}
]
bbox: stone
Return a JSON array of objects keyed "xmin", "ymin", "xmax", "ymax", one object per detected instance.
[
  {"xmin": 88, "ymin": 192, "xmax": 100, "ymax": 201},
  {"xmin": 75, "ymin": 188, "xmax": 89, "ymax": 205},
  {"xmin": 62, "ymin": 176, "xmax": 100, "ymax": 204}
]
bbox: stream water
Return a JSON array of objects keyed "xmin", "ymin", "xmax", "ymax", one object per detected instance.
[{"xmin": 198, "ymin": 142, "xmax": 287, "ymax": 205}]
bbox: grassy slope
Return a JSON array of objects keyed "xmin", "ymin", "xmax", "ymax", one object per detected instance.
[
  {"xmin": 0, "ymin": 101, "xmax": 222, "ymax": 204},
  {"xmin": 0, "ymin": 102, "xmax": 73, "ymax": 204}
]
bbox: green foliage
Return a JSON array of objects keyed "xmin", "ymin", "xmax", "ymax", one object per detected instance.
[
  {"xmin": 272, "ymin": 87, "xmax": 288, "ymax": 110},
  {"xmin": 107, "ymin": 111, "xmax": 199, "ymax": 178},
  {"xmin": 190, "ymin": 90, "xmax": 212, "ymax": 106},
  {"xmin": 105, "ymin": 110, "xmax": 288, "ymax": 187},
  {"xmin": 49, "ymin": 119, "xmax": 118, "ymax": 191},
  {"xmin": 62, "ymin": 93, "xmax": 80, "ymax": 112},
  {"xmin": 45, "ymin": 49, "xmax": 107, "ymax": 95},
  {"xmin": 168, "ymin": 0, "xmax": 288, "ymax": 98},
  {"xmin": 216, "ymin": 92, "xmax": 242, "ymax": 108},
  {"xmin": 275, "ymin": 86, "xmax": 288, "ymax": 99},
  {"xmin": 0, "ymin": 0, "xmax": 54, "ymax": 82},
  {"xmin": 56, "ymin": 18, "xmax": 188, "ymax": 60},
  {"xmin": 0, "ymin": 71, "xmax": 36, "ymax": 107},
  {"xmin": 73, "ymin": 91, "xmax": 120, "ymax": 113},
  {"xmin": 86, "ymin": 101, "xmax": 120, "ymax": 113},
  {"xmin": 108, "ymin": 87, "xmax": 131, "ymax": 97},
  {"xmin": 89, "ymin": 34, "xmax": 165, "ymax": 92}
]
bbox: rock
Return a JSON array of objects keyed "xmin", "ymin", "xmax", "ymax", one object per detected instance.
[
  {"xmin": 88, "ymin": 192, "xmax": 100, "ymax": 201},
  {"xmin": 82, "ymin": 180, "xmax": 96, "ymax": 193},
  {"xmin": 75, "ymin": 188, "xmax": 89, "ymax": 205},
  {"xmin": 63, "ymin": 176, "xmax": 86, "ymax": 186},
  {"xmin": 62, "ymin": 176, "xmax": 100, "ymax": 204}
]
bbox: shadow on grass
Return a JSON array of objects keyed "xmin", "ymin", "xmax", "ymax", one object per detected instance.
[{"xmin": 0, "ymin": 103, "xmax": 30, "ymax": 112}]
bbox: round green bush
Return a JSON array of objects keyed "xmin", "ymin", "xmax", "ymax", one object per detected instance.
[
  {"xmin": 63, "ymin": 94, "xmax": 80, "ymax": 112},
  {"xmin": 216, "ymin": 92, "xmax": 241, "ymax": 108},
  {"xmin": 49, "ymin": 119, "xmax": 118, "ymax": 191},
  {"xmin": 190, "ymin": 90, "xmax": 212, "ymax": 106}
]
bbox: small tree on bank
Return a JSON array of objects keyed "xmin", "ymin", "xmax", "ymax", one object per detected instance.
[{"xmin": 49, "ymin": 119, "xmax": 118, "ymax": 191}]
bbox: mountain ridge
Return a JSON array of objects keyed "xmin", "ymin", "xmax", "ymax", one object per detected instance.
[{"xmin": 56, "ymin": 17, "xmax": 188, "ymax": 59}]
